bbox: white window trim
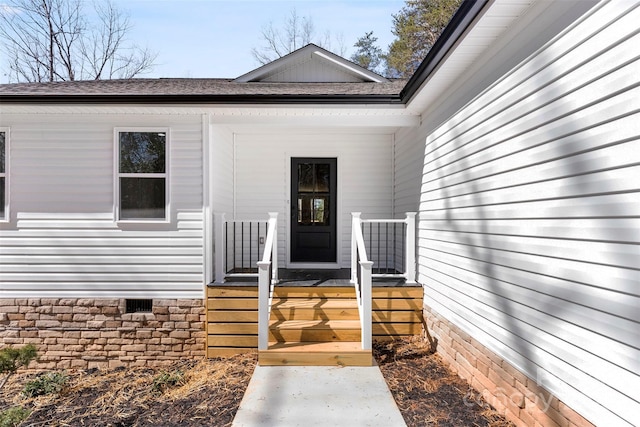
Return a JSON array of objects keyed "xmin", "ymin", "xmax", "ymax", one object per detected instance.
[
  {"xmin": 0, "ymin": 127, "xmax": 9, "ymax": 223},
  {"xmin": 114, "ymin": 127, "xmax": 170, "ymax": 223}
]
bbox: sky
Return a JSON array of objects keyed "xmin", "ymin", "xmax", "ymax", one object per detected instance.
[{"xmin": 109, "ymin": 0, "xmax": 406, "ymax": 79}]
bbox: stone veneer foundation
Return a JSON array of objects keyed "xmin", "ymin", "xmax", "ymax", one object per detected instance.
[
  {"xmin": 0, "ymin": 298, "xmax": 206, "ymax": 369},
  {"xmin": 424, "ymin": 304, "xmax": 596, "ymax": 427}
]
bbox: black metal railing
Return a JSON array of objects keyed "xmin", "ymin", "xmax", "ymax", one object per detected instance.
[
  {"xmin": 362, "ymin": 221, "xmax": 406, "ymax": 275},
  {"xmin": 224, "ymin": 220, "xmax": 268, "ymax": 275}
]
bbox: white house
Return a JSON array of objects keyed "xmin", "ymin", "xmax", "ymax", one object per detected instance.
[{"xmin": 1, "ymin": 1, "xmax": 638, "ymax": 426}]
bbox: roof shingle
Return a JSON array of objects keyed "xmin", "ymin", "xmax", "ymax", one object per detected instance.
[{"xmin": 0, "ymin": 78, "xmax": 407, "ymax": 97}]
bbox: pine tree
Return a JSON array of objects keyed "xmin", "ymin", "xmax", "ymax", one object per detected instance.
[
  {"xmin": 350, "ymin": 31, "xmax": 383, "ymax": 73},
  {"xmin": 384, "ymin": 0, "xmax": 461, "ymax": 78}
]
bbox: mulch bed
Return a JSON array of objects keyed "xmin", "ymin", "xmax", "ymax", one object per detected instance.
[
  {"xmin": 0, "ymin": 338, "xmax": 514, "ymax": 426},
  {"xmin": 373, "ymin": 337, "xmax": 514, "ymax": 427}
]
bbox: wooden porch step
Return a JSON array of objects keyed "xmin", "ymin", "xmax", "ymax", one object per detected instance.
[
  {"xmin": 271, "ymin": 298, "xmax": 357, "ymax": 309},
  {"xmin": 259, "ymin": 341, "xmax": 372, "ymax": 366},
  {"xmin": 269, "ymin": 319, "xmax": 361, "ymax": 342},
  {"xmin": 272, "ymin": 286, "xmax": 355, "ymax": 298},
  {"xmin": 271, "ymin": 297, "xmax": 359, "ymax": 320}
]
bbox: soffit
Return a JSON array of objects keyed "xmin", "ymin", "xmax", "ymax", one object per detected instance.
[{"xmin": 405, "ymin": 0, "xmax": 537, "ymax": 114}]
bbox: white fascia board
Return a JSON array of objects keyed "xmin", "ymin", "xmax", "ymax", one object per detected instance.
[{"xmin": 311, "ymin": 50, "xmax": 388, "ymax": 83}]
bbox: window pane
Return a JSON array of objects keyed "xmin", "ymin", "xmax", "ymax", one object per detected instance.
[
  {"xmin": 120, "ymin": 177, "xmax": 165, "ymax": 219},
  {"xmin": 119, "ymin": 132, "xmax": 165, "ymax": 173},
  {"xmin": 298, "ymin": 163, "xmax": 314, "ymax": 192},
  {"xmin": 298, "ymin": 163, "xmax": 330, "ymax": 192},
  {"xmin": 313, "ymin": 197, "xmax": 328, "ymax": 224},
  {"xmin": 0, "ymin": 132, "xmax": 5, "ymax": 174},
  {"xmin": 314, "ymin": 164, "xmax": 330, "ymax": 192},
  {"xmin": 297, "ymin": 195, "xmax": 329, "ymax": 226},
  {"xmin": 0, "ymin": 177, "xmax": 4, "ymax": 218}
]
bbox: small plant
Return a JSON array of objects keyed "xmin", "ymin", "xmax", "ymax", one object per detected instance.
[
  {"xmin": 0, "ymin": 344, "xmax": 38, "ymax": 391},
  {"xmin": 152, "ymin": 369, "xmax": 184, "ymax": 394},
  {"xmin": 0, "ymin": 406, "xmax": 30, "ymax": 427},
  {"xmin": 22, "ymin": 371, "xmax": 68, "ymax": 398}
]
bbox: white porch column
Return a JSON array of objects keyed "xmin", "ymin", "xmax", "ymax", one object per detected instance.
[
  {"xmin": 214, "ymin": 212, "xmax": 226, "ymax": 283},
  {"xmin": 405, "ymin": 212, "xmax": 417, "ymax": 284}
]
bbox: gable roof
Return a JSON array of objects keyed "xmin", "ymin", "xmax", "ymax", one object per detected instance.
[
  {"xmin": 0, "ymin": 78, "xmax": 406, "ymax": 104},
  {"xmin": 0, "ymin": 1, "xmax": 487, "ymax": 105},
  {"xmin": 234, "ymin": 44, "xmax": 389, "ymax": 83}
]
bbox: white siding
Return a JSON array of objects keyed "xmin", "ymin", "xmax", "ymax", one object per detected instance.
[
  {"xmin": 0, "ymin": 112, "xmax": 204, "ymax": 298},
  {"xmin": 393, "ymin": 126, "xmax": 424, "ymax": 216},
  {"xmin": 418, "ymin": 2, "xmax": 640, "ymax": 426},
  {"xmin": 262, "ymin": 56, "xmax": 363, "ymax": 83},
  {"xmin": 234, "ymin": 131, "xmax": 393, "ymax": 267},
  {"xmin": 211, "ymin": 125, "xmax": 234, "ymax": 215}
]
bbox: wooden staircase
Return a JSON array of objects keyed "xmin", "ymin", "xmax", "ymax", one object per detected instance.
[
  {"xmin": 206, "ymin": 284, "xmax": 423, "ymax": 362},
  {"xmin": 259, "ymin": 287, "xmax": 372, "ymax": 366}
]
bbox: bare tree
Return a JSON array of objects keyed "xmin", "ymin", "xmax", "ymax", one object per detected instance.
[
  {"xmin": 251, "ymin": 8, "xmax": 345, "ymax": 65},
  {"xmin": 0, "ymin": 0, "xmax": 156, "ymax": 82}
]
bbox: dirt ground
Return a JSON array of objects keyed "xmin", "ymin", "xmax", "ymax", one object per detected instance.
[{"xmin": 0, "ymin": 337, "xmax": 514, "ymax": 426}]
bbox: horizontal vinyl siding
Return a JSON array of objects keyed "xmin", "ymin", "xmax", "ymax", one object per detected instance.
[
  {"xmin": 393, "ymin": 126, "xmax": 424, "ymax": 216},
  {"xmin": 0, "ymin": 112, "xmax": 204, "ymax": 298},
  {"xmin": 234, "ymin": 132, "xmax": 393, "ymax": 267},
  {"xmin": 211, "ymin": 126, "xmax": 234, "ymax": 215},
  {"xmin": 418, "ymin": 2, "xmax": 640, "ymax": 427}
]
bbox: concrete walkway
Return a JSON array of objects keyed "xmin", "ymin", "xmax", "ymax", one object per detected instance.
[{"xmin": 232, "ymin": 364, "xmax": 407, "ymax": 427}]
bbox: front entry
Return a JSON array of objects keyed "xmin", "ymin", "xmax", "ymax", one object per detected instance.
[{"xmin": 290, "ymin": 158, "xmax": 337, "ymax": 263}]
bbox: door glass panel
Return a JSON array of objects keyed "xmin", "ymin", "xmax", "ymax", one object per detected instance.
[
  {"xmin": 296, "ymin": 162, "xmax": 331, "ymax": 226},
  {"xmin": 297, "ymin": 196, "xmax": 329, "ymax": 225},
  {"xmin": 314, "ymin": 164, "xmax": 330, "ymax": 192},
  {"xmin": 313, "ymin": 198, "xmax": 326, "ymax": 223},
  {"xmin": 298, "ymin": 164, "xmax": 314, "ymax": 192}
]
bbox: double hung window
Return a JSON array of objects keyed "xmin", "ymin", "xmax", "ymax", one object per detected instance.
[
  {"xmin": 0, "ymin": 128, "xmax": 8, "ymax": 221},
  {"xmin": 116, "ymin": 129, "xmax": 168, "ymax": 221}
]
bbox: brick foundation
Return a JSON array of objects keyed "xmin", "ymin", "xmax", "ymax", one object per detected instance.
[
  {"xmin": 0, "ymin": 298, "xmax": 206, "ymax": 369},
  {"xmin": 424, "ymin": 304, "xmax": 595, "ymax": 427}
]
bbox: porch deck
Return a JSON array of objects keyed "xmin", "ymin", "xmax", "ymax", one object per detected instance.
[{"xmin": 206, "ymin": 269, "xmax": 424, "ymax": 364}]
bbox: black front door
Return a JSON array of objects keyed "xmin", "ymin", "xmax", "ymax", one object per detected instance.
[{"xmin": 290, "ymin": 158, "xmax": 337, "ymax": 263}]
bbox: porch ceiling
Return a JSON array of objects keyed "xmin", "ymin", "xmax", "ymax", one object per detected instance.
[{"xmin": 208, "ymin": 106, "xmax": 420, "ymax": 129}]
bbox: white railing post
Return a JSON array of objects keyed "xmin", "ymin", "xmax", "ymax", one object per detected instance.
[
  {"xmin": 405, "ymin": 212, "xmax": 417, "ymax": 284},
  {"xmin": 351, "ymin": 212, "xmax": 361, "ymax": 284},
  {"xmin": 214, "ymin": 212, "xmax": 226, "ymax": 283},
  {"xmin": 258, "ymin": 212, "xmax": 278, "ymax": 351},
  {"xmin": 257, "ymin": 261, "xmax": 270, "ymax": 351},
  {"xmin": 360, "ymin": 260, "xmax": 373, "ymax": 350},
  {"xmin": 268, "ymin": 212, "xmax": 279, "ymax": 284}
]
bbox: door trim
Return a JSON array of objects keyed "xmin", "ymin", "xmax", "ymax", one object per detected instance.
[{"xmin": 285, "ymin": 152, "xmax": 341, "ymax": 269}]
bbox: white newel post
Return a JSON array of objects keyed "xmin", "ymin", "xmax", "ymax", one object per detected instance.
[
  {"xmin": 351, "ymin": 212, "xmax": 361, "ymax": 284},
  {"xmin": 405, "ymin": 212, "xmax": 417, "ymax": 284},
  {"xmin": 214, "ymin": 212, "xmax": 226, "ymax": 283},
  {"xmin": 269, "ymin": 212, "xmax": 279, "ymax": 284},
  {"xmin": 258, "ymin": 212, "xmax": 279, "ymax": 351},
  {"xmin": 257, "ymin": 261, "xmax": 270, "ymax": 351},
  {"xmin": 360, "ymin": 260, "xmax": 373, "ymax": 350}
]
